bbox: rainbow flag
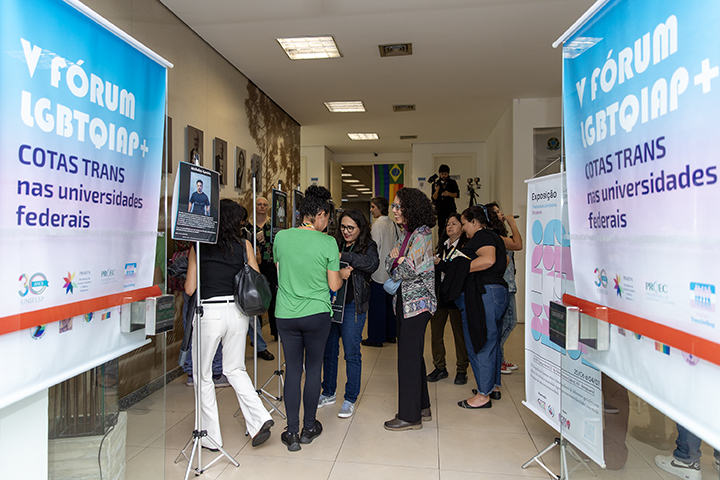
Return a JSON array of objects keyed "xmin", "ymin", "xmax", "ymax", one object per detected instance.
[
  {"xmin": 101, "ymin": 311, "xmax": 111, "ymax": 320},
  {"xmin": 655, "ymin": 342, "xmax": 670, "ymax": 355},
  {"xmin": 374, "ymin": 164, "xmax": 404, "ymax": 202}
]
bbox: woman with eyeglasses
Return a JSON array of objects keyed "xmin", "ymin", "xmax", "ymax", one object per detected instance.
[
  {"xmin": 318, "ymin": 209, "xmax": 379, "ymax": 419},
  {"xmin": 455, "ymin": 205, "xmax": 509, "ymax": 409},
  {"xmin": 383, "ymin": 188, "xmax": 437, "ymax": 431},
  {"xmin": 273, "ymin": 185, "xmax": 342, "ymax": 452}
]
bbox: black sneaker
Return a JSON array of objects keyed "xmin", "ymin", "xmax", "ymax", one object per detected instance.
[
  {"xmin": 299, "ymin": 420, "xmax": 323, "ymax": 444},
  {"xmin": 426, "ymin": 368, "xmax": 449, "ymax": 382},
  {"xmin": 281, "ymin": 430, "xmax": 301, "ymax": 452},
  {"xmin": 454, "ymin": 371, "xmax": 468, "ymax": 385}
]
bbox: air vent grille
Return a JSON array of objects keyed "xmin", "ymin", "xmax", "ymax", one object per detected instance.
[
  {"xmin": 393, "ymin": 104, "xmax": 416, "ymax": 112},
  {"xmin": 399, "ymin": 135, "xmax": 417, "ymax": 140},
  {"xmin": 379, "ymin": 43, "xmax": 412, "ymax": 57}
]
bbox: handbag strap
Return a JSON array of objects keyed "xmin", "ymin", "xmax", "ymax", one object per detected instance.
[{"xmin": 391, "ymin": 230, "xmax": 412, "ymax": 270}]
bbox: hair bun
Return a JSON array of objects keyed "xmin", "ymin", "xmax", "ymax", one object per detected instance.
[{"xmin": 305, "ymin": 185, "xmax": 332, "ymax": 200}]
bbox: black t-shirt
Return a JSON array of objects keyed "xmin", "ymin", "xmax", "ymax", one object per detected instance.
[
  {"xmin": 199, "ymin": 241, "xmax": 246, "ymax": 299},
  {"xmin": 459, "ymin": 229, "xmax": 508, "ymax": 287},
  {"xmin": 433, "ymin": 178, "xmax": 460, "ymax": 215}
]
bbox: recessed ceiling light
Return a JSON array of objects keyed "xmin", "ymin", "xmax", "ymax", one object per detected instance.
[
  {"xmin": 357, "ymin": 187, "xmax": 371, "ymax": 191},
  {"xmin": 354, "ymin": 184, "xmax": 365, "ymax": 188},
  {"xmin": 341, "ymin": 199, "xmax": 348, "ymax": 202},
  {"xmin": 276, "ymin": 36, "xmax": 342, "ymax": 60},
  {"xmin": 348, "ymin": 133, "xmax": 379, "ymax": 140},
  {"xmin": 325, "ymin": 101, "xmax": 366, "ymax": 113},
  {"xmin": 341, "ymin": 173, "xmax": 352, "ymax": 177},
  {"xmin": 347, "ymin": 194, "xmax": 358, "ymax": 198},
  {"xmin": 343, "ymin": 179, "xmax": 359, "ymax": 183}
]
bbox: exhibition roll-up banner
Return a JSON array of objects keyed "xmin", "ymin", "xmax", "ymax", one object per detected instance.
[
  {"xmin": 561, "ymin": 0, "xmax": 720, "ymax": 449},
  {"xmin": 524, "ymin": 173, "xmax": 604, "ymax": 466},
  {"xmin": 0, "ymin": 0, "xmax": 169, "ymax": 408}
]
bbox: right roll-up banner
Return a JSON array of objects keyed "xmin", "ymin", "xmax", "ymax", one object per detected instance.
[{"xmin": 561, "ymin": 0, "xmax": 720, "ymax": 450}]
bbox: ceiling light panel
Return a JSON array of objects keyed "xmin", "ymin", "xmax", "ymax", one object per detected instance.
[
  {"xmin": 348, "ymin": 133, "xmax": 379, "ymax": 140},
  {"xmin": 276, "ymin": 36, "xmax": 342, "ymax": 60},
  {"xmin": 341, "ymin": 173, "xmax": 352, "ymax": 177},
  {"xmin": 325, "ymin": 101, "xmax": 366, "ymax": 113},
  {"xmin": 343, "ymin": 179, "xmax": 359, "ymax": 183}
]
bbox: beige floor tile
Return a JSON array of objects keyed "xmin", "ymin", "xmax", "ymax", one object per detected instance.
[
  {"xmin": 441, "ymin": 471, "xmax": 540, "ymax": 480},
  {"xmin": 337, "ymin": 421, "xmax": 439, "ymax": 469},
  {"xmin": 330, "ymin": 461, "xmax": 440, "ymax": 480},
  {"xmin": 437, "ymin": 428, "xmax": 548, "ymax": 477},
  {"xmin": 125, "ymin": 408, "xmax": 165, "ymax": 447},
  {"xmin": 216, "ymin": 454, "xmax": 334, "ymax": 480},
  {"xmin": 351, "ymin": 394, "xmax": 403, "ymax": 425},
  {"xmin": 125, "ymin": 446, "xmax": 166, "ymax": 480},
  {"xmin": 362, "ymin": 373, "xmax": 399, "ymax": 397},
  {"xmin": 437, "ymin": 395, "xmax": 528, "ymax": 435}
]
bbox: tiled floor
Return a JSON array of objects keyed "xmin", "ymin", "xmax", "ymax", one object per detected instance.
[{"xmin": 124, "ymin": 323, "xmax": 719, "ymax": 479}]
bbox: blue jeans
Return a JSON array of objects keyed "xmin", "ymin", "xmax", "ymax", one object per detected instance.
[
  {"xmin": 456, "ymin": 286, "xmax": 508, "ymax": 396},
  {"xmin": 322, "ymin": 301, "xmax": 366, "ymax": 403},
  {"xmin": 366, "ymin": 281, "xmax": 396, "ymax": 343},
  {"xmin": 183, "ymin": 292, "xmax": 223, "ymax": 376},
  {"xmin": 247, "ymin": 316, "xmax": 268, "ymax": 352},
  {"xmin": 674, "ymin": 423, "xmax": 720, "ymax": 463},
  {"xmin": 499, "ymin": 293, "xmax": 517, "ymax": 362}
]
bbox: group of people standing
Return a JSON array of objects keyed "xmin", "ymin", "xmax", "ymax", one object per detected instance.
[{"xmin": 183, "ymin": 165, "xmax": 522, "ymax": 453}]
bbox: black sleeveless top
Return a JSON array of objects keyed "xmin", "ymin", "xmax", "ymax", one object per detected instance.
[{"xmin": 199, "ymin": 241, "xmax": 247, "ymax": 300}]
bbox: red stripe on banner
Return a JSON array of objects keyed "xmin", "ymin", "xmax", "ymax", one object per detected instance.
[
  {"xmin": 0, "ymin": 285, "xmax": 162, "ymax": 336},
  {"xmin": 563, "ymin": 294, "xmax": 720, "ymax": 367}
]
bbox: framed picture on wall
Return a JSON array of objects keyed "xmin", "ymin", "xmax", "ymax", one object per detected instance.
[
  {"xmin": 187, "ymin": 125, "xmax": 203, "ymax": 166},
  {"xmin": 213, "ymin": 137, "xmax": 227, "ymax": 185},
  {"xmin": 251, "ymin": 153, "xmax": 262, "ymax": 191},
  {"xmin": 163, "ymin": 116, "xmax": 172, "ymax": 174},
  {"xmin": 235, "ymin": 146, "xmax": 247, "ymax": 191}
]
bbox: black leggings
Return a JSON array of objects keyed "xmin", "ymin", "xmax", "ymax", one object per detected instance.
[{"xmin": 277, "ymin": 313, "xmax": 332, "ymax": 433}]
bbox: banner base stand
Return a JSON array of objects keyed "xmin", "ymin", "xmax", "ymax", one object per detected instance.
[{"xmin": 522, "ymin": 437, "xmax": 596, "ymax": 480}]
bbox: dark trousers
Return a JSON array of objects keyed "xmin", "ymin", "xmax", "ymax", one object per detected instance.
[
  {"xmin": 396, "ymin": 293, "xmax": 431, "ymax": 423},
  {"xmin": 367, "ymin": 281, "xmax": 396, "ymax": 343},
  {"xmin": 429, "ymin": 307, "xmax": 468, "ymax": 373},
  {"xmin": 277, "ymin": 313, "xmax": 331, "ymax": 433},
  {"xmin": 259, "ymin": 263, "xmax": 278, "ymax": 337}
]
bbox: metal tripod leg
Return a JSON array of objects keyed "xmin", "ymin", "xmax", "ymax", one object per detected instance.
[
  {"xmin": 236, "ymin": 330, "xmax": 286, "ymax": 419},
  {"xmin": 522, "ymin": 437, "xmax": 561, "ymax": 480}
]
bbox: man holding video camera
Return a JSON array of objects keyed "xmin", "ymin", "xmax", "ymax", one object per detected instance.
[{"xmin": 431, "ymin": 164, "xmax": 459, "ymax": 231}]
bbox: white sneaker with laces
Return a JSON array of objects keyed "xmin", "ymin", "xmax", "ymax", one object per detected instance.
[
  {"xmin": 338, "ymin": 400, "xmax": 355, "ymax": 418},
  {"xmin": 655, "ymin": 455, "xmax": 701, "ymax": 480},
  {"xmin": 317, "ymin": 394, "xmax": 336, "ymax": 408}
]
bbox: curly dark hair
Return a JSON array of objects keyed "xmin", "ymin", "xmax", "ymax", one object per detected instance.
[
  {"xmin": 395, "ymin": 187, "xmax": 436, "ymax": 231},
  {"xmin": 484, "ymin": 202, "xmax": 508, "ymax": 237},
  {"xmin": 461, "ymin": 205, "xmax": 489, "ymax": 226},
  {"xmin": 334, "ymin": 209, "xmax": 371, "ymax": 253},
  {"xmin": 212, "ymin": 199, "xmax": 247, "ymax": 257},
  {"xmin": 436, "ymin": 213, "xmax": 467, "ymax": 254},
  {"xmin": 299, "ymin": 185, "xmax": 332, "ymax": 219}
]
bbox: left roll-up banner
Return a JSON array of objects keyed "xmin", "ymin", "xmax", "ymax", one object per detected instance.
[{"xmin": 0, "ymin": 0, "xmax": 169, "ymax": 408}]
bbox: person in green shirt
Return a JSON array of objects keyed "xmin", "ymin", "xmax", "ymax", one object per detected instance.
[{"xmin": 273, "ymin": 185, "xmax": 342, "ymax": 452}]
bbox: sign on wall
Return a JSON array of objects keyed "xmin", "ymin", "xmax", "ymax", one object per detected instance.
[{"xmin": 0, "ymin": 0, "xmax": 168, "ymax": 334}]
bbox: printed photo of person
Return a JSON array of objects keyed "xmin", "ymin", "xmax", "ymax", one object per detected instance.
[
  {"xmin": 214, "ymin": 137, "xmax": 227, "ymax": 185},
  {"xmin": 235, "ymin": 147, "xmax": 246, "ymax": 191},
  {"xmin": 187, "ymin": 125, "xmax": 204, "ymax": 166},
  {"xmin": 188, "ymin": 173, "xmax": 211, "ymax": 216},
  {"xmin": 251, "ymin": 153, "xmax": 262, "ymax": 191}
]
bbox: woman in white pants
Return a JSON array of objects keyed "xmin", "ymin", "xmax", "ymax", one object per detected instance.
[{"xmin": 185, "ymin": 199, "xmax": 273, "ymax": 449}]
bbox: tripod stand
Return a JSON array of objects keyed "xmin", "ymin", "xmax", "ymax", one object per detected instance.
[
  {"xmin": 175, "ymin": 242, "xmax": 239, "ymax": 479},
  {"xmin": 236, "ymin": 174, "xmax": 286, "ymax": 420}
]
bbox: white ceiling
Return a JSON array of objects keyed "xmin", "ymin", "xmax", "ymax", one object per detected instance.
[{"xmin": 159, "ymin": 0, "xmax": 595, "ymax": 154}]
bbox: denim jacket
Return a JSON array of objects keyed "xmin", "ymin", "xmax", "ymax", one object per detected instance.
[{"xmin": 385, "ymin": 225, "xmax": 437, "ymax": 318}]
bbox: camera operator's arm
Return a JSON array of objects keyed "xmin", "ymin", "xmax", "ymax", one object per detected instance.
[
  {"xmin": 442, "ymin": 178, "xmax": 459, "ymax": 198},
  {"xmin": 432, "ymin": 182, "xmax": 441, "ymax": 200}
]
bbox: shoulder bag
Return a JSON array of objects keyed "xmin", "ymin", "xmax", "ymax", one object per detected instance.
[{"xmin": 234, "ymin": 241, "xmax": 272, "ymax": 316}]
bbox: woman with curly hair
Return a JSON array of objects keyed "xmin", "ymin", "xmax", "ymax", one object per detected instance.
[
  {"xmin": 273, "ymin": 185, "xmax": 342, "ymax": 451},
  {"xmin": 185, "ymin": 199, "xmax": 274, "ymax": 450},
  {"xmin": 383, "ymin": 187, "xmax": 437, "ymax": 431},
  {"xmin": 318, "ymin": 209, "xmax": 379, "ymax": 419}
]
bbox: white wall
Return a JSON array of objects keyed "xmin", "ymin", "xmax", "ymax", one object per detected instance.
[
  {"xmin": 301, "ymin": 146, "xmax": 334, "ymax": 188},
  {"xmin": 0, "ymin": 390, "xmax": 48, "ymax": 479}
]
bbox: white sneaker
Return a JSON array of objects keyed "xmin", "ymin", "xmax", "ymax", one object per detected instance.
[
  {"xmin": 338, "ymin": 400, "xmax": 355, "ymax": 418},
  {"xmin": 655, "ymin": 455, "xmax": 701, "ymax": 480},
  {"xmin": 317, "ymin": 394, "xmax": 336, "ymax": 408}
]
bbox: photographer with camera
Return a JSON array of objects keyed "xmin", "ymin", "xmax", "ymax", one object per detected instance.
[{"xmin": 430, "ymin": 165, "xmax": 459, "ymax": 232}]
